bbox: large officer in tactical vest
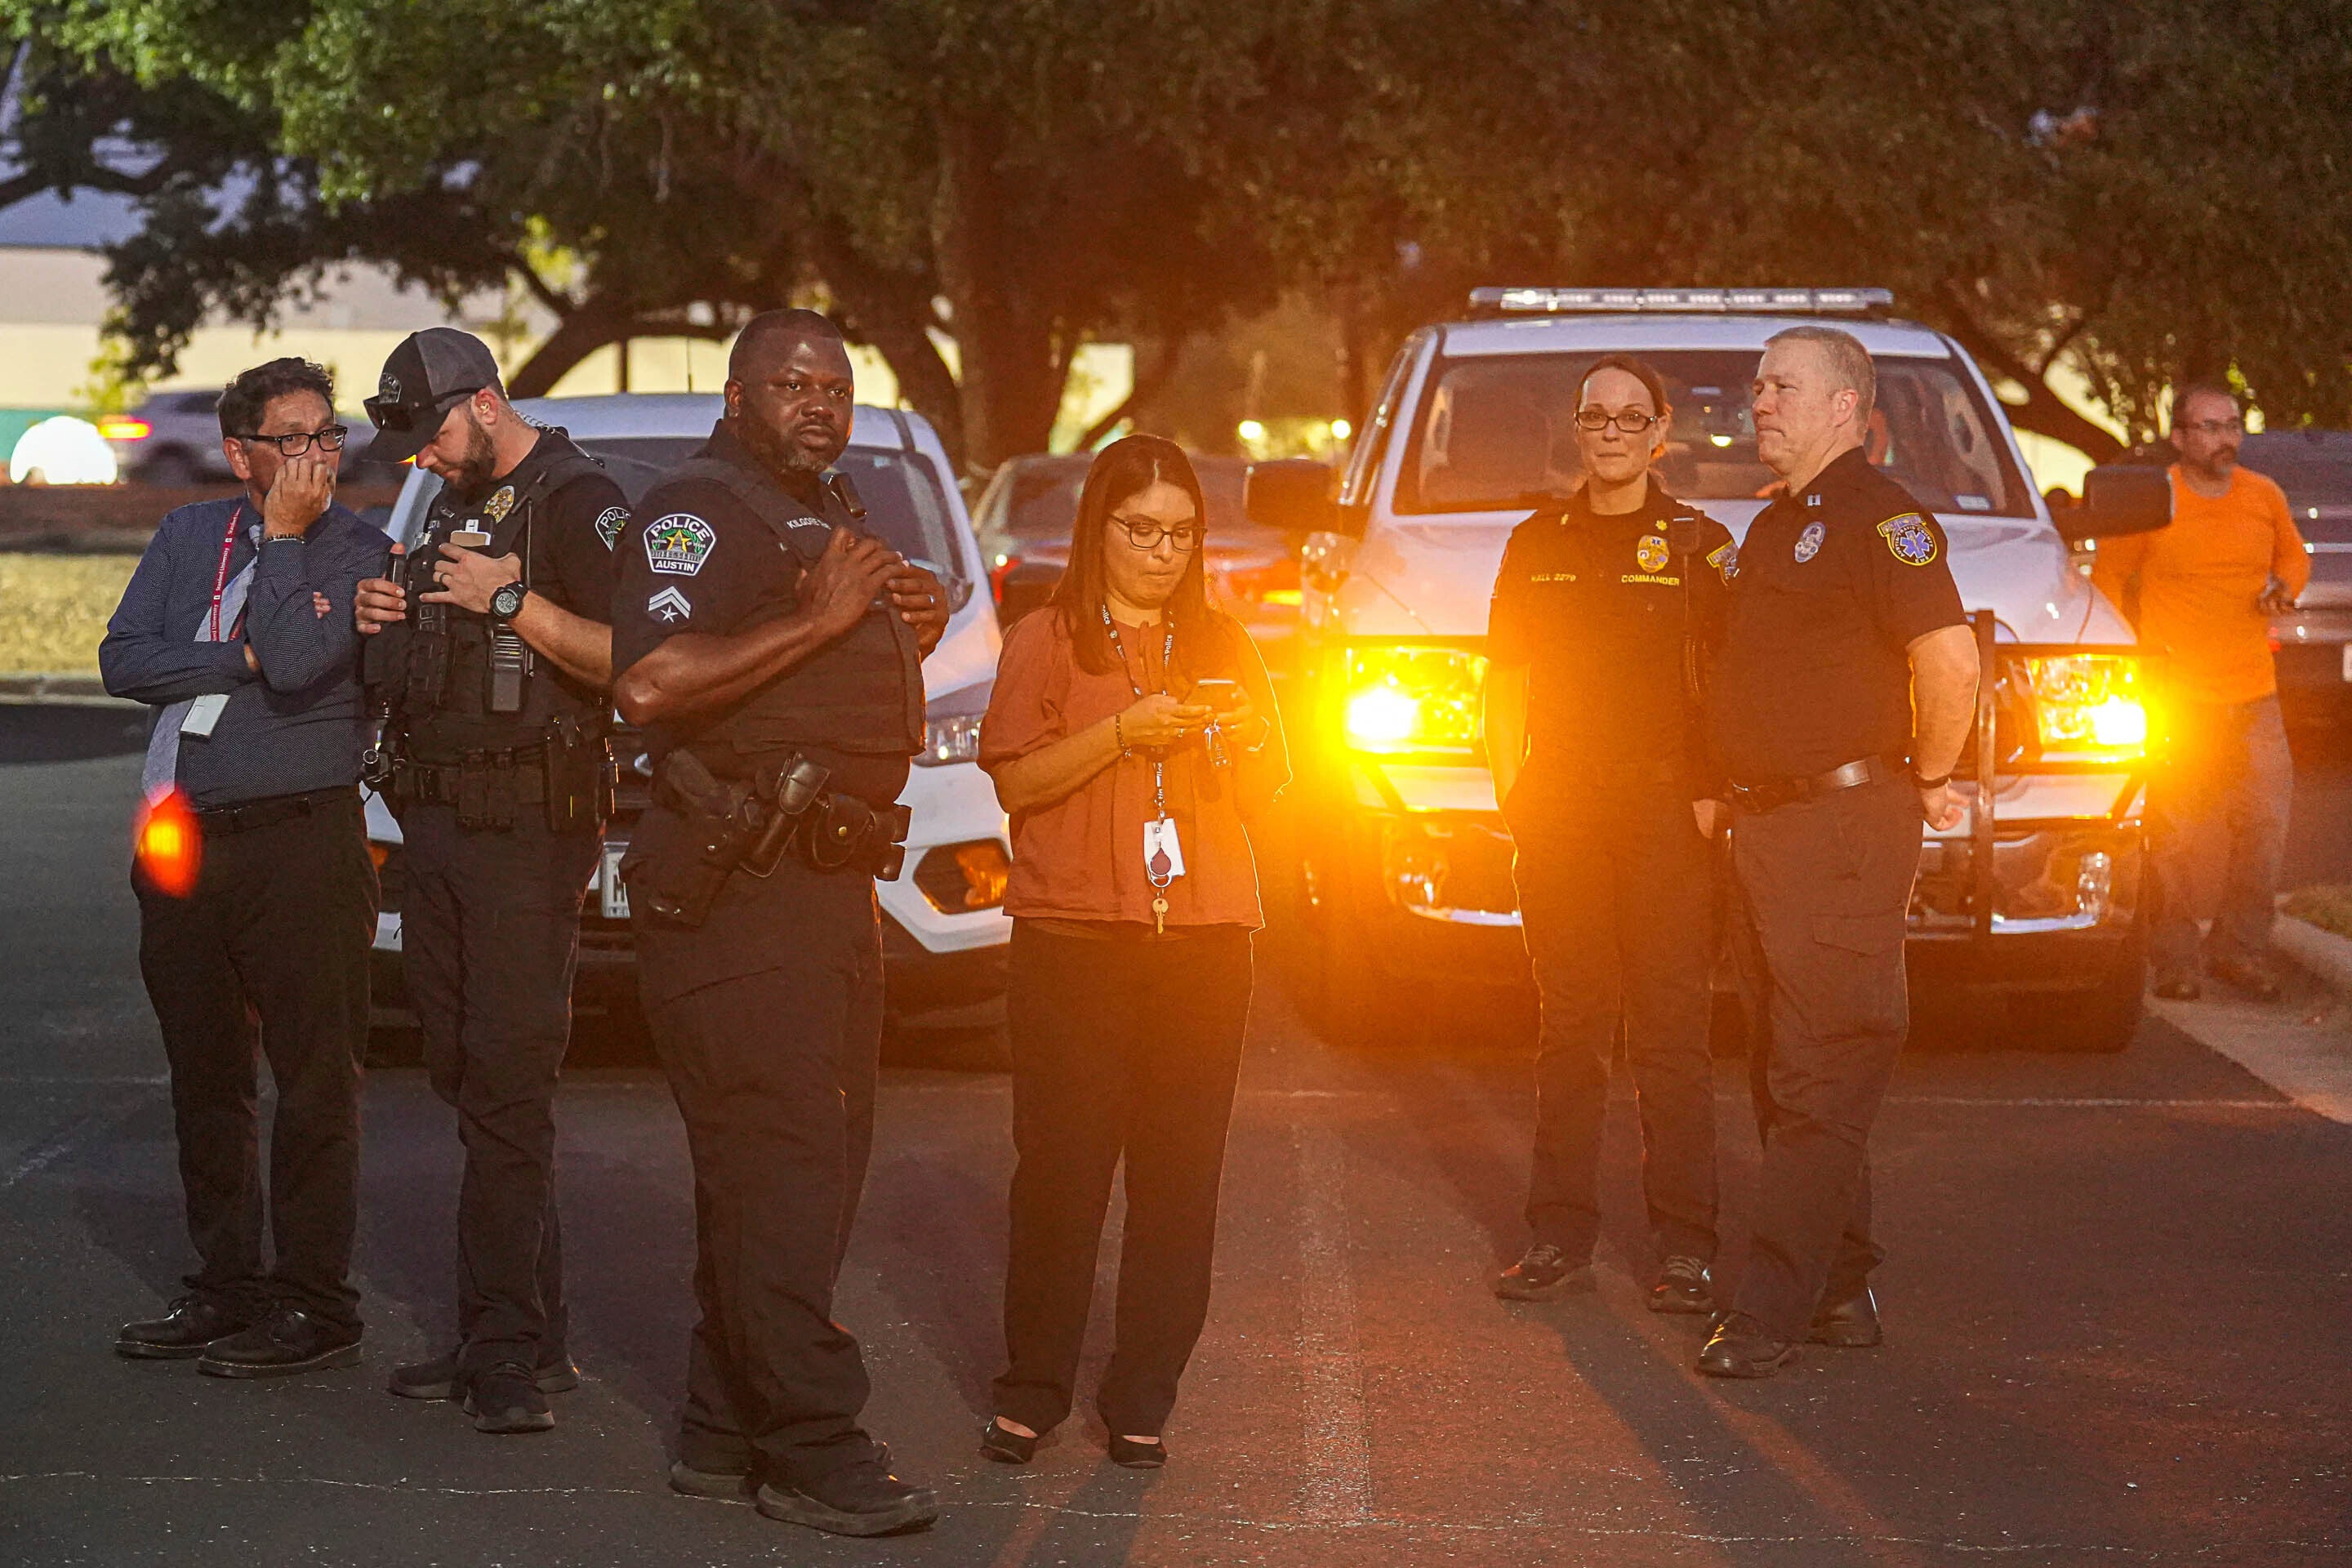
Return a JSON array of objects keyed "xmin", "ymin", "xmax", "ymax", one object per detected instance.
[
  {"xmin": 608, "ymin": 310, "xmax": 948, "ymax": 1538},
  {"xmin": 354, "ymin": 327, "xmax": 626, "ymax": 1433}
]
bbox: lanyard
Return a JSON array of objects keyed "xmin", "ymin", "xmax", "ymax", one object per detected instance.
[
  {"xmin": 206, "ymin": 504, "xmax": 248, "ymax": 643},
  {"xmin": 1100, "ymin": 601, "xmax": 1178, "ymax": 853}
]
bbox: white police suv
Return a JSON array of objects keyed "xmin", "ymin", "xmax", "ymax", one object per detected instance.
[
  {"xmin": 1248, "ymin": 287, "xmax": 2168, "ymax": 1053},
  {"xmin": 365, "ymin": 394, "xmax": 1011, "ymax": 1033}
]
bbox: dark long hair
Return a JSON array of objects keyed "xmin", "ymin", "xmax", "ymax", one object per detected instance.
[{"xmin": 1050, "ymin": 434, "xmax": 1235, "ymax": 679}]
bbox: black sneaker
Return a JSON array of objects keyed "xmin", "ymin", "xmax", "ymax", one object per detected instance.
[
  {"xmin": 463, "ymin": 1362, "xmax": 555, "ymax": 1434},
  {"xmin": 1647, "ymin": 1255, "xmax": 1715, "ymax": 1315},
  {"xmin": 388, "ymin": 1349, "xmax": 581, "ymax": 1401},
  {"xmin": 1809, "ymin": 1285, "xmax": 1884, "ymax": 1348},
  {"xmin": 755, "ymin": 1459, "xmax": 939, "ymax": 1538},
  {"xmin": 196, "ymin": 1306, "xmax": 361, "ymax": 1379},
  {"xmin": 1491, "ymin": 1243, "xmax": 1594, "ymax": 1301},
  {"xmin": 116, "ymin": 1295, "xmax": 252, "ymax": 1360},
  {"xmin": 670, "ymin": 1459, "xmax": 755, "ymax": 1501}
]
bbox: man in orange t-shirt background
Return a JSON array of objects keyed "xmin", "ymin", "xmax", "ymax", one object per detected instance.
[{"xmin": 2091, "ymin": 383, "xmax": 2308, "ymax": 1000}]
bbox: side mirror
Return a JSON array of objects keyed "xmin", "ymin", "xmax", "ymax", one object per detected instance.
[
  {"xmin": 2056, "ymin": 464, "xmax": 2172, "ymax": 542},
  {"xmin": 1245, "ymin": 458, "xmax": 1341, "ymax": 537}
]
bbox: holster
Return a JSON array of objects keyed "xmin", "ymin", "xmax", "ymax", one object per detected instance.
[
  {"xmin": 542, "ymin": 718, "xmax": 612, "ymax": 832},
  {"xmin": 625, "ymin": 750, "xmax": 757, "ymax": 928}
]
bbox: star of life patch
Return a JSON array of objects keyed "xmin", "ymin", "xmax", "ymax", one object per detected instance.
[
  {"xmin": 645, "ymin": 514, "xmax": 716, "ymax": 576},
  {"xmin": 647, "ymin": 586, "xmax": 693, "ymax": 623},
  {"xmin": 1794, "ymin": 520, "xmax": 1826, "ymax": 563},
  {"xmin": 1878, "ymin": 512, "xmax": 1939, "ymax": 566},
  {"xmin": 594, "ymin": 506, "xmax": 629, "ymax": 551}
]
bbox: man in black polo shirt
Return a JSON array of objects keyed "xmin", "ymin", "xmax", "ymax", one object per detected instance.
[
  {"xmin": 1699, "ymin": 325, "xmax": 1979, "ymax": 1379},
  {"xmin": 1483, "ymin": 354, "xmax": 1735, "ymax": 1316},
  {"xmin": 100, "ymin": 357, "xmax": 386, "ymax": 1376},
  {"xmin": 609, "ymin": 309, "xmax": 947, "ymax": 1537}
]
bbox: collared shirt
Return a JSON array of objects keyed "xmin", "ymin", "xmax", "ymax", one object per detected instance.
[
  {"xmin": 2089, "ymin": 464, "xmax": 2308, "ymax": 706},
  {"xmin": 979, "ymin": 606, "xmax": 1289, "ymax": 930},
  {"xmin": 608, "ymin": 419, "xmax": 910, "ymax": 805},
  {"xmin": 100, "ymin": 497, "xmax": 389, "ymax": 807},
  {"xmin": 1486, "ymin": 481, "xmax": 1733, "ymax": 788},
  {"xmin": 1707, "ymin": 447, "xmax": 1967, "ymax": 782}
]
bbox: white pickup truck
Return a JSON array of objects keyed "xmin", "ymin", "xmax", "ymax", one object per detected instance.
[{"xmin": 1246, "ymin": 287, "xmax": 2169, "ymax": 1053}]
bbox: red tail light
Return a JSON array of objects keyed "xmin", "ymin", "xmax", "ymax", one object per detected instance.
[
  {"xmin": 989, "ymin": 555, "xmax": 1023, "ymax": 605},
  {"xmin": 135, "ymin": 788, "xmax": 203, "ymax": 898}
]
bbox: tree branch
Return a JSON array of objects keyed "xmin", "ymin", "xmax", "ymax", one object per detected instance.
[
  {"xmin": 1934, "ymin": 283, "xmax": 2124, "ymax": 462},
  {"xmin": 1076, "ymin": 332, "xmax": 1186, "ymax": 451}
]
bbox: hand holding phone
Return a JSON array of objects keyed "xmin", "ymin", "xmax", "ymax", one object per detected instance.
[{"xmin": 1192, "ymin": 678, "xmax": 1243, "ymax": 713}]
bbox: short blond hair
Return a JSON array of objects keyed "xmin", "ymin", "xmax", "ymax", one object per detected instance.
[{"xmin": 1768, "ymin": 325, "xmax": 1875, "ymax": 426}]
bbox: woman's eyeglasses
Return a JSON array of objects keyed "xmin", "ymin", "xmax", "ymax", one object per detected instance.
[
  {"xmin": 1112, "ymin": 515, "xmax": 1202, "ymax": 552},
  {"xmin": 1575, "ymin": 408, "xmax": 1663, "ymax": 434},
  {"xmin": 238, "ymin": 425, "xmax": 350, "ymax": 457}
]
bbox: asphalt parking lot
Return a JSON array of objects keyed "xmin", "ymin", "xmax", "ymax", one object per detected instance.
[{"xmin": 3, "ymin": 706, "xmax": 2350, "ymax": 1566}]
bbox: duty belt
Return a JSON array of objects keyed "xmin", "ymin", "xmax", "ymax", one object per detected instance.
[
  {"xmin": 194, "ymin": 784, "xmax": 359, "ymax": 835},
  {"xmin": 403, "ymin": 748, "xmax": 550, "ymax": 807},
  {"xmin": 1725, "ymin": 752, "xmax": 1909, "ymax": 815}
]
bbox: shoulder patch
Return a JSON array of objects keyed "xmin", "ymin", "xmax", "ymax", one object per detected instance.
[
  {"xmin": 1877, "ymin": 512, "xmax": 1939, "ymax": 567},
  {"xmin": 645, "ymin": 513, "xmax": 716, "ymax": 576},
  {"xmin": 1705, "ymin": 541, "xmax": 1738, "ymax": 582},
  {"xmin": 594, "ymin": 506, "xmax": 629, "ymax": 551}
]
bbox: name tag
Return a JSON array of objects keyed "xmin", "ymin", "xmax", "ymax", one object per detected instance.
[
  {"xmin": 181, "ymin": 693, "xmax": 229, "ymax": 738},
  {"xmin": 1143, "ymin": 817, "xmax": 1186, "ymax": 880}
]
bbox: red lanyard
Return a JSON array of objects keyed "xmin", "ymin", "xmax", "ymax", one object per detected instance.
[{"xmin": 206, "ymin": 505, "xmax": 247, "ymax": 643}]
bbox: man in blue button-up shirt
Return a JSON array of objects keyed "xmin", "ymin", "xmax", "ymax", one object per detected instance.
[{"xmin": 100, "ymin": 358, "xmax": 387, "ymax": 1378}]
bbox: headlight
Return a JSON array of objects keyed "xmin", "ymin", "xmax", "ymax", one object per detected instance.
[
  {"xmin": 2018, "ymin": 654, "xmax": 2146, "ymax": 760},
  {"xmin": 915, "ymin": 682, "xmax": 989, "ymax": 768},
  {"xmin": 1339, "ymin": 646, "xmax": 1488, "ymax": 755}
]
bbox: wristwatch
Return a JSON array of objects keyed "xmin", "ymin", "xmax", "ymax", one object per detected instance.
[{"xmin": 488, "ymin": 581, "xmax": 528, "ymax": 624}]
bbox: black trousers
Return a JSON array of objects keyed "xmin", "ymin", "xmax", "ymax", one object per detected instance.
[
  {"xmin": 993, "ymin": 922, "xmax": 1253, "ymax": 1439},
  {"xmin": 635, "ymin": 854, "xmax": 885, "ymax": 1487},
  {"xmin": 400, "ymin": 802, "xmax": 598, "ymax": 1375},
  {"xmin": 1726, "ymin": 773, "xmax": 1922, "ymax": 1339},
  {"xmin": 134, "ymin": 790, "xmax": 373, "ymax": 1331},
  {"xmin": 1508, "ymin": 779, "xmax": 1717, "ymax": 1267}
]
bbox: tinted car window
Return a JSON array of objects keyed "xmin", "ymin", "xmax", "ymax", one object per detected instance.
[
  {"xmin": 1399, "ymin": 350, "xmax": 2032, "ymax": 517},
  {"xmin": 2241, "ymin": 433, "xmax": 2352, "ymax": 541}
]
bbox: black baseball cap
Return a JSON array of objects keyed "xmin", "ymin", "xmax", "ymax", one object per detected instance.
[{"xmin": 361, "ymin": 327, "xmax": 503, "ymax": 462}]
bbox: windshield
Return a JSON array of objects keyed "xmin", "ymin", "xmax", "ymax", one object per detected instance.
[
  {"xmin": 993, "ymin": 453, "xmax": 1276, "ymax": 550},
  {"xmin": 396, "ymin": 436, "xmax": 969, "ymax": 586},
  {"xmin": 1397, "ymin": 350, "xmax": 2033, "ymax": 517}
]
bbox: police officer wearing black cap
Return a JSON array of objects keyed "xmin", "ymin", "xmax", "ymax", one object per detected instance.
[
  {"xmin": 608, "ymin": 309, "xmax": 948, "ymax": 1537},
  {"xmin": 1698, "ymin": 325, "xmax": 1980, "ymax": 1379},
  {"xmin": 354, "ymin": 327, "xmax": 627, "ymax": 1432},
  {"xmin": 1484, "ymin": 354, "xmax": 1733, "ymax": 1316}
]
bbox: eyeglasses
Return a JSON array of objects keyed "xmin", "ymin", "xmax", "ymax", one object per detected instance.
[
  {"xmin": 1111, "ymin": 514, "xmax": 1202, "ymax": 552},
  {"xmin": 1575, "ymin": 408, "xmax": 1663, "ymax": 434},
  {"xmin": 238, "ymin": 425, "xmax": 350, "ymax": 457},
  {"xmin": 2180, "ymin": 419, "xmax": 2243, "ymax": 436}
]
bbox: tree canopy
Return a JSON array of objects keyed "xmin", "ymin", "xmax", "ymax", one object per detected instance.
[{"xmin": 8, "ymin": 0, "xmax": 2348, "ymax": 466}]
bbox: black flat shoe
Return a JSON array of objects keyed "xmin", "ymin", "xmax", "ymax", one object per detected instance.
[
  {"xmin": 1809, "ymin": 1286, "xmax": 1884, "ymax": 1348},
  {"xmin": 1107, "ymin": 1433, "xmax": 1166, "ymax": 1469},
  {"xmin": 1696, "ymin": 1312, "xmax": 1798, "ymax": 1379},
  {"xmin": 196, "ymin": 1306, "xmax": 361, "ymax": 1379},
  {"xmin": 116, "ymin": 1295, "xmax": 252, "ymax": 1360},
  {"xmin": 979, "ymin": 1419, "xmax": 1038, "ymax": 1464}
]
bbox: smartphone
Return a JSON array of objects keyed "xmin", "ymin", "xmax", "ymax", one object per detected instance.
[{"xmin": 1192, "ymin": 678, "xmax": 1243, "ymax": 713}]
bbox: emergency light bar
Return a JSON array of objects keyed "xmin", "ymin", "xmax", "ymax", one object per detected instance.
[{"xmin": 1466, "ymin": 287, "xmax": 1894, "ymax": 318}]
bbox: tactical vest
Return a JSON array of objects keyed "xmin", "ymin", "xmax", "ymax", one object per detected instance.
[
  {"xmin": 672, "ymin": 455, "xmax": 925, "ymax": 775},
  {"xmin": 401, "ymin": 430, "xmax": 612, "ymax": 760}
]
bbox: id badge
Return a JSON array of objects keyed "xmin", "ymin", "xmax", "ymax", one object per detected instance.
[
  {"xmin": 1143, "ymin": 817, "xmax": 1186, "ymax": 880},
  {"xmin": 181, "ymin": 693, "xmax": 229, "ymax": 738}
]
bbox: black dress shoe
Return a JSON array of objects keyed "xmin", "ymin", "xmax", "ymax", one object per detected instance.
[
  {"xmin": 388, "ymin": 1349, "xmax": 581, "ymax": 1401},
  {"xmin": 755, "ymin": 1459, "xmax": 939, "ymax": 1537},
  {"xmin": 1696, "ymin": 1312, "xmax": 1797, "ymax": 1379},
  {"xmin": 1648, "ymin": 1255, "xmax": 1715, "ymax": 1315},
  {"xmin": 116, "ymin": 1296, "xmax": 252, "ymax": 1361},
  {"xmin": 1492, "ymin": 1243, "xmax": 1596, "ymax": 1302},
  {"xmin": 980, "ymin": 1419, "xmax": 1039, "ymax": 1464},
  {"xmin": 1107, "ymin": 1433, "xmax": 1167, "ymax": 1469},
  {"xmin": 196, "ymin": 1306, "xmax": 361, "ymax": 1379},
  {"xmin": 1809, "ymin": 1286, "xmax": 1883, "ymax": 1348},
  {"xmin": 465, "ymin": 1362, "xmax": 555, "ymax": 1433}
]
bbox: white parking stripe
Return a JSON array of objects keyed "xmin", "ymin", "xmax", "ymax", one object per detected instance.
[{"xmin": 1293, "ymin": 1120, "xmax": 1373, "ymax": 1524}]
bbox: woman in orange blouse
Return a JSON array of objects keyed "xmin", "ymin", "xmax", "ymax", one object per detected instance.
[{"xmin": 976, "ymin": 434, "xmax": 1288, "ymax": 1468}]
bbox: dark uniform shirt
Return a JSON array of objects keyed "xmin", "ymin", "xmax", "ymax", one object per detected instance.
[
  {"xmin": 608, "ymin": 419, "xmax": 911, "ymax": 808},
  {"xmin": 1486, "ymin": 483, "xmax": 1735, "ymax": 789},
  {"xmin": 408, "ymin": 428, "xmax": 626, "ymax": 755},
  {"xmin": 1707, "ymin": 446, "xmax": 1967, "ymax": 782}
]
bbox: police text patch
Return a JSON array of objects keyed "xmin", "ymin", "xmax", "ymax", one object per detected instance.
[
  {"xmin": 648, "ymin": 586, "xmax": 693, "ymax": 622},
  {"xmin": 1877, "ymin": 512, "xmax": 1938, "ymax": 566},
  {"xmin": 594, "ymin": 506, "xmax": 629, "ymax": 550},
  {"xmin": 645, "ymin": 514, "xmax": 716, "ymax": 576}
]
